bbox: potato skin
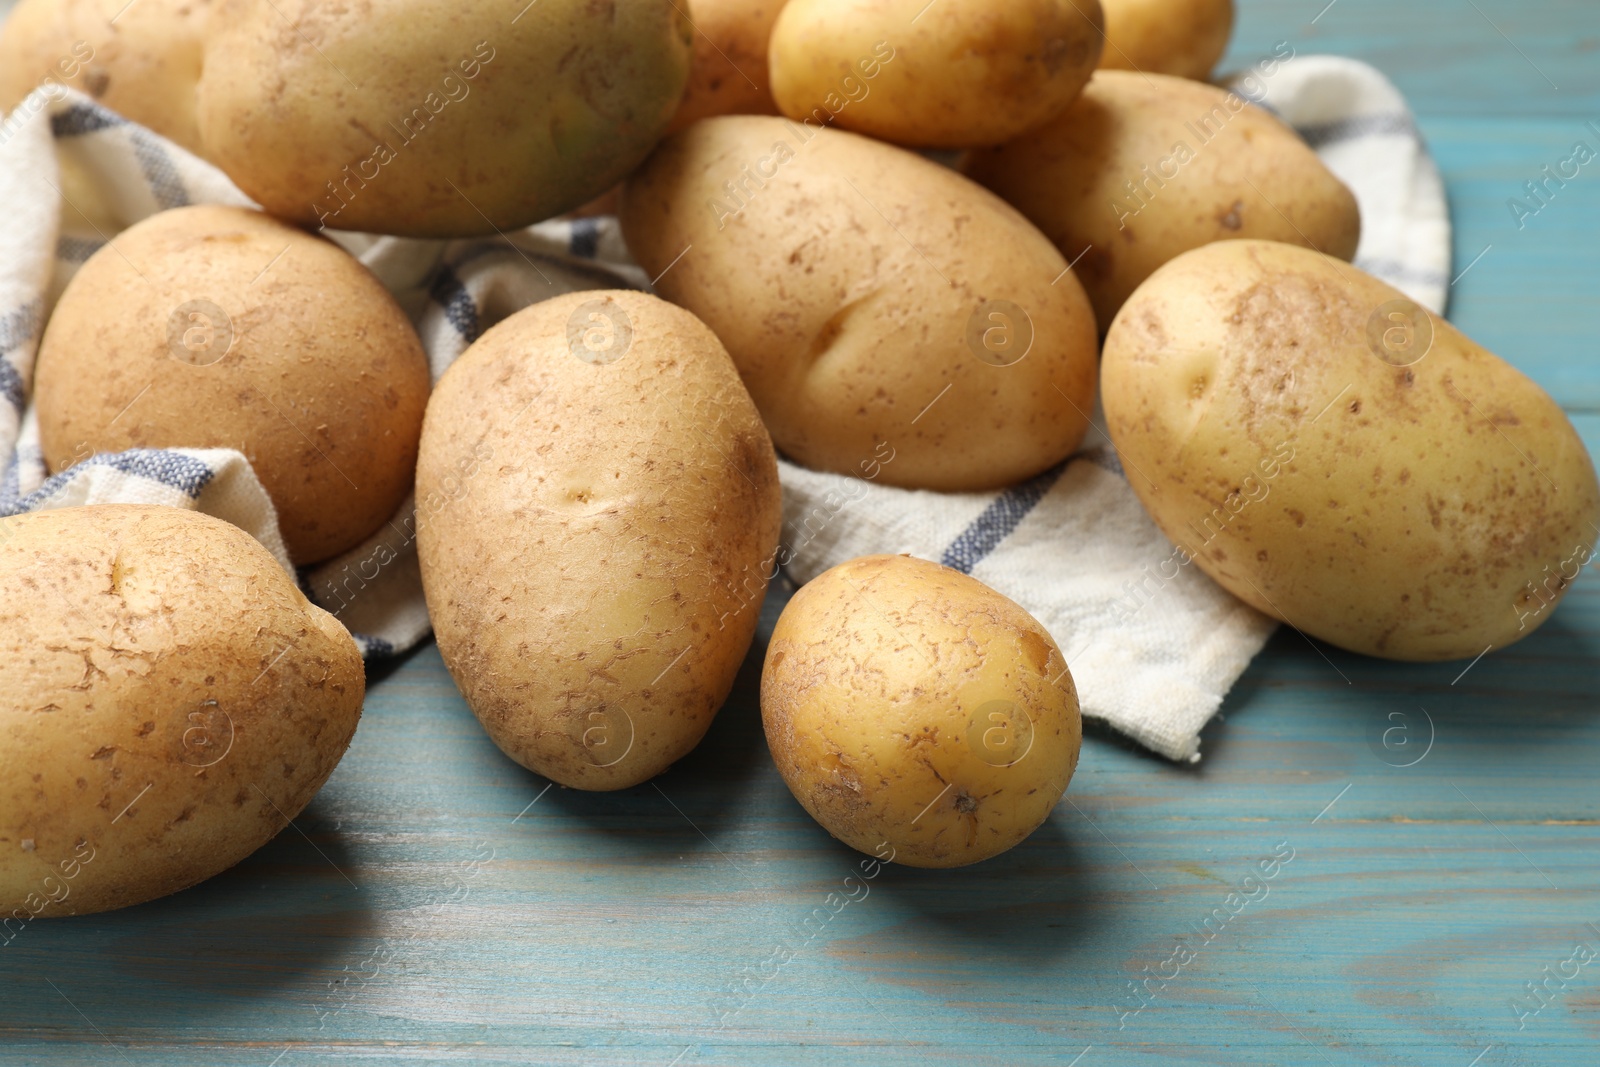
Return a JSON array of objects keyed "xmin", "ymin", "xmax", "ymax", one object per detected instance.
[
  {"xmin": 668, "ymin": 0, "xmax": 787, "ymax": 134},
  {"xmin": 964, "ymin": 69, "xmax": 1360, "ymax": 328},
  {"xmin": 0, "ymin": 0, "xmax": 215, "ymax": 154},
  {"xmin": 768, "ymin": 0, "xmax": 1103, "ymax": 149},
  {"xmin": 762, "ymin": 555, "xmax": 1081, "ymax": 868},
  {"xmin": 34, "ymin": 205, "xmax": 430, "ymax": 566},
  {"xmin": 622, "ymin": 116, "xmax": 1099, "ymax": 492},
  {"xmin": 195, "ymin": 0, "xmax": 692, "ymax": 237},
  {"xmin": 1102, "ymin": 240, "xmax": 1600, "ymax": 661},
  {"xmin": 0, "ymin": 506, "xmax": 363, "ymax": 918},
  {"xmin": 416, "ymin": 291, "xmax": 782, "ymax": 790},
  {"xmin": 1098, "ymin": 0, "xmax": 1233, "ymax": 81}
]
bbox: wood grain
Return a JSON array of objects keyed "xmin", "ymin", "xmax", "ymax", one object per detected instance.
[{"xmin": 4, "ymin": 2, "xmax": 1600, "ymax": 1064}]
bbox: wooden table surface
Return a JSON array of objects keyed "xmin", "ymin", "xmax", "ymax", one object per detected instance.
[{"xmin": 5, "ymin": 2, "xmax": 1600, "ymax": 1064}]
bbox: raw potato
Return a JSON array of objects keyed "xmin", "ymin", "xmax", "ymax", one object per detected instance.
[
  {"xmin": 622, "ymin": 116, "xmax": 1099, "ymax": 492},
  {"xmin": 965, "ymin": 69, "xmax": 1360, "ymax": 328},
  {"xmin": 417, "ymin": 291, "xmax": 782, "ymax": 790},
  {"xmin": 1102, "ymin": 240, "xmax": 1600, "ymax": 661},
  {"xmin": 0, "ymin": 0, "xmax": 215, "ymax": 154},
  {"xmin": 195, "ymin": 0, "xmax": 692, "ymax": 237},
  {"xmin": 669, "ymin": 0, "xmax": 787, "ymax": 133},
  {"xmin": 34, "ymin": 205, "xmax": 430, "ymax": 566},
  {"xmin": 0, "ymin": 506, "xmax": 363, "ymax": 918},
  {"xmin": 1098, "ymin": 0, "xmax": 1233, "ymax": 81},
  {"xmin": 768, "ymin": 0, "xmax": 1104, "ymax": 148},
  {"xmin": 762, "ymin": 554, "xmax": 1082, "ymax": 868}
]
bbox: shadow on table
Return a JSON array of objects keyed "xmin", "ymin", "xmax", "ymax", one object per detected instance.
[
  {"xmin": 824, "ymin": 821, "xmax": 1105, "ymax": 974},
  {"xmin": 363, "ymin": 641, "xmax": 423, "ymax": 688},
  {"xmin": 1145, "ymin": 607, "xmax": 1600, "ymax": 772},
  {"xmin": 0, "ymin": 802, "xmax": 378, "ymax": 1033}
]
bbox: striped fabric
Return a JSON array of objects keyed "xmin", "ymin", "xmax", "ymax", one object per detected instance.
[{"xmin": 0, "ymin": 53, "xmax": 1450, "ymax": 761}]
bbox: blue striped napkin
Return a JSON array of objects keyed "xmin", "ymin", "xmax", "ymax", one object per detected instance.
[{"xmin": 0, "ymin": 52, "xmax": 1450, "ymax": 760}]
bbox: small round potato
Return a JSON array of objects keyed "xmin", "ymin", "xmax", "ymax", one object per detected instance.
[
  {"xmin": 0, "ymin": 506, "xmax": 364, "ymax": 918},
  {"xmin": 623, "ymin": 116, "xmax": 1100, "ymax": 492},
  {"xmin": 668, "ymin": 0, "xmax": 787, "ymax": 134},
  {"xmin": 196, "ymin": 0, "xmax": 693, "ymax": 237},
  {"xmin": 1102, "ymin": 240, "xmax": 1600, "ymax": 661},
  {"xmin": 1098, "ymin": 0, "xmax": 1233, "ymax": 81},
  {"xmin": 417, "ymin": 291, "xmax": 783, "ymax": 791},
  {"xmin": 768, "ymin": 0, "xmax": 1104, "ymax": 148},
  {"xmin": 0, "ymin": 0, "xmax": 215, "ymax": 154},
  {"xmin": 965, "ymin": 70, "xmax": 1360, "ymax": 328},
  {"xmin": 762, "ymin": 554, "xmax": 1082, "ymax": 868},
  {"xmin": 34, "ymin": 205, "xmax": 431, "ymax": 566}
]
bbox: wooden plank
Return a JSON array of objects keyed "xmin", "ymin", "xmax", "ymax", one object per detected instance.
[
  {"xmin": 1427, "ymin": 118, "xmax": 1600, "ymax": 410},
  {"xmin": 1223, "ymin": 0, "xmax": 1598, "ymax": 117},
  {"xmin": 5, "ymin": 562, "xmax": 1600, "ymax": 1065}
]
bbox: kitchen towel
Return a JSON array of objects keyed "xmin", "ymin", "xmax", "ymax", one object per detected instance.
[{"xmin": 0, "ymin": 53, "xmax": 1450, "ymax": 760}]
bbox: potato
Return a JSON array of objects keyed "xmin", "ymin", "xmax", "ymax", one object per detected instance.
[
  {"xmin": 768, "ymin": 0, "xmax": 1103, "ymax": 148},
  {"xmin": 0, "ymin": 0, "xmax": 214, "ymax": 154},
  {"xmin": 1098, "ymin": 0, "xmax": 1233, "ymax": 81},
  {"xmin": 417, "ymin": 290, "xmax": 782, "ymax": 790},
  {"xmin": 669, "ymin": 0, "xmax": 787, "ymax": 134},
  {"xmin": 194, "ymin": 0, "xmax": 692, "ymax": 237},
  {"xmin": 761, "ymin": 554, "xmax": 1081, "ymax": 868},
  {"xmin": 34, "ymin": 205, "xmax": 430, "ymax": 566},
  {"xmin": 1102, "ymin": 240, "xmax": 1600, "ymax": 661},
  {"xmin": 621, "ymin": 116, "xmax": 1099, "ymax": 492},
  {"xmin": 964, "ymin": 69, "xmax": 1360, "ymax": 328},
  {"xmin": 0, "ymin": 505, "xmax": 363, "ymax": 918}
]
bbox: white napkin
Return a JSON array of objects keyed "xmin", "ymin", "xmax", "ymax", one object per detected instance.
[{"xmin": 0, "ymin": 54, "xmax": 1450, "ymax": 760}]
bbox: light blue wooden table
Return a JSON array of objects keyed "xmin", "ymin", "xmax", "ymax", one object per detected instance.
[{"xmin": 5, "ymin": 2, "xmax": 1600, "ymax": 1064}]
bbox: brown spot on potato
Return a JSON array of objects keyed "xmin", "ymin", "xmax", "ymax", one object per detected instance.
[{"xmin": 1017, "ymin": 629, "xmax": 1053, "ymax": 673}]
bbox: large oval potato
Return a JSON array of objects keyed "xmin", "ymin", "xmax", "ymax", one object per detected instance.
[
  {"xmin": 196, "ymin": 0, "xmax": 693, "ymax": 237},
  {"xmin": 668, "ymin": 0, "xmax": 787, "ymax": 133},
  {"xmin": 34, "ymin": 205, "xmax": 430, "ymax": 566},
  {"xmin": 762, "ymin": 554, "xmax": 1082, "ymax": 868},
  {"xmin": 964, "ymin": 69, "xmax": 1360, "ymax": 328},
  {"xmin": 0, "ymin": 506, "xmax": 363, "ymax": 918},
  {"xmin": 768, "ymin": 0, "xmax": 1103, "ymax": 148},
  {"xmin": 417, "ymin": 291, "xmax": 782, "ymax": 790},
  {"xmin": 622, "ymin": 116, "xmax": 1099, "ymax": 492},
  {"xmin": 0, "ymin": 0, "xmax": 214, "ymax": 154},
  {"xmin": 1098, "ymin": 0, "xmax": 1233, "ymax": 81},
  {"xmin": 1102, "ymin": 240, "xmax": 1600, "ymax": 661}
]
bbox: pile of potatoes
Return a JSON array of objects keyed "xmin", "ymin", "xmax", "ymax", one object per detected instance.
[{"xmin": 3, "ymin": 0, "xmax": 1597, "ymax": 922}]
